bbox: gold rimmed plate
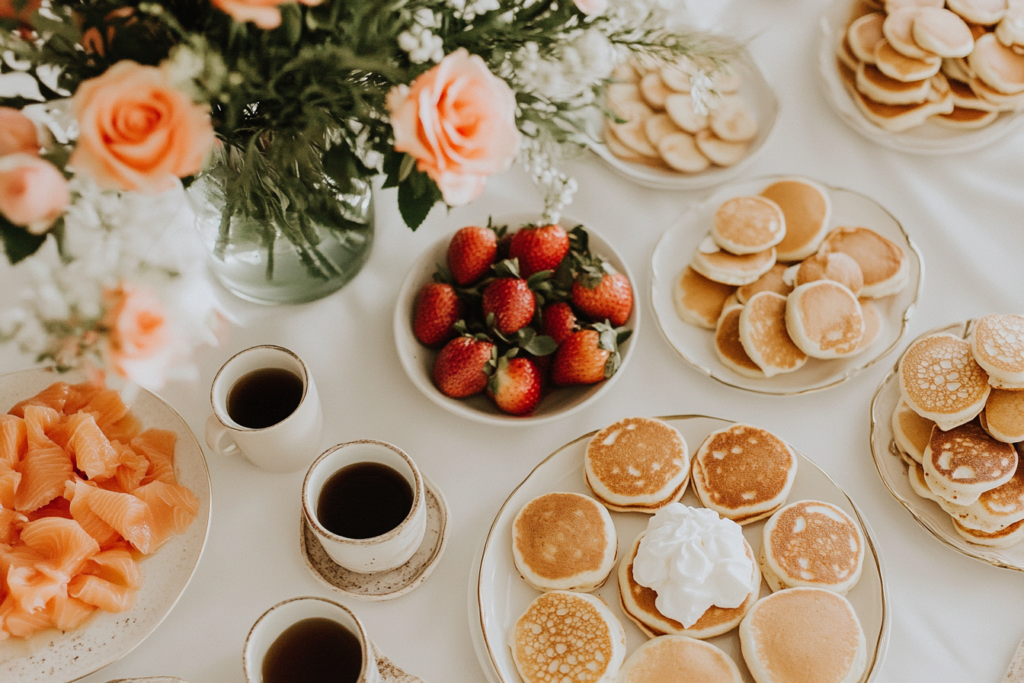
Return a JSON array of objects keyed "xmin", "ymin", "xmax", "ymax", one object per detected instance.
[
  {"xmin": 470, "ymin": 415, "xmax": 890, "ymax": 683},
  {"xmin": 650, "ymin": 175, "xmax": 924, "ymax": 395},
  {"xmin": 869, "ymin": 320, "xmax": 1024, "ymax": 572}
]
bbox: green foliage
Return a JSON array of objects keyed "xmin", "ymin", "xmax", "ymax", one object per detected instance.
[{"xmin": 0, "ymin": 216, "xmax": 48, "ymax": 264}]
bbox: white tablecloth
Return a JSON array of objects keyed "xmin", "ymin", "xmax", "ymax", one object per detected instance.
[{"xmin": 2, "ymin": 0, "xmax": 1024, "ymax": 680}]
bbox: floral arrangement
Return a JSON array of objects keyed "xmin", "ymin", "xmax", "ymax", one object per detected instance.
[{"xmin": 0, "ymin": 0, "xmax": 737, "ymax": 388}]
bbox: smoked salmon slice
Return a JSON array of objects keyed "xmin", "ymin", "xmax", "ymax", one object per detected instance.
[
  {"xmin": 0, "ymin": 415, "xmax": 26, "ymax": 466},
  {"xmin": 15, "ymin": 444, "xmax": 72, "ymax": 513},
  {"xmin": 63, "ymin": 413, "xmax": 120, "ymax": 481},
  {"xmin": 131, "ymin": 430, "xmax": 178, "ymax": 486},
  {"xmin": 81, "ymin": 390, "xmax": 131, "ymax": 436},
  {"xmin": 64, "ymin": 479, "xmax": 121, "ymax": 547},
  {"xmin": 62, "ymin": 382, "xmax": 104, "ymax": 416},
  {"xmin": 84, "ymin": 487, "xmax": 157, "ymax": 554},
  {"xmin": 48, "ymin": 592, "xmax": 95, "ymax": 631},
  {"xmin": 19, "ymin": 518, "xmax": 100, "ymax": 577},
  {"xmin": 8, "ymin": 382, "xmax": 70, "ymax": 418},
  {"xmin": 0, "ymin": 461, "xmax": 22, "ymax": 510}
]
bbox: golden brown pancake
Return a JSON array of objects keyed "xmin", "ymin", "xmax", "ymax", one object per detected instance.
[
  {"xmin": 948, "ymin": 76, "xmax": 1001, "ymax": 109},
  {"xmin": 739, "ymin": 292, "xmax": 808, "ymax": 377},
  {"xmin": 760, "ymin": 178, "xmax": 832, "ymax": 262},
  {"xmin": 943, "ymin": 458, "xmax": 1024, "ymax": 532},
  {"xmin": 511, "ymin": 491, "xmax": 618, "ymax": 591},
  {"xmin": 875, "ymin": 38, "xmax": 943, "ymax": 81},
  {"xmin": 923, "ymin": 421, "xmax": 1018, "ymax": 505},
  {"xmin": 692, "ymin": 424, "xmax": 798, "ymax": 524},
  {"xmin": 585, "ymin": 417, "xmax": 690, "ymax": 513},
  {"xmin": 970, "ymin": 33, "xmax": 1024, "ymax": 92},
  {"xmin": 694, "ymin": 130, "xmax": 750, "ymax": 167},
  {"xmin": 819, "ymin": 226, "xmax": 908, "ymax": 298},
  {"xmin": 970, "ymin": 314, "xmax": 1024, "ymax": 389},
  {"xmin": 737, "ymin": 264, "xmax": 793, "ymax": 304},
  {"xmin": 856, "ymin": 298, "xmax": 882, "ymax": 352},
  {"xmin": 953, "ymin": 516, "xmax": 1024, "ymax": 547},
  {"xmin": 883, "ymin": 8, "xmax": 937, "ymax": 59},
  {"xmin": 716, "ymin": 304, "xmax": 766, "ymax": 379},
  {"xmin": 645, "ymin": 112, "xmax": 683, "ymax": 147},
  {"xmin": 691, "ymin": 237, "xmax": 776, "ymax": 286},
  {"xmin": 900, "ymin": 333, "xmax": 991, "ymax": 430},
  {"xmin": 712, "ymin": 196, "xmax": 787, "ymax": 255},
  {"xmin": 948, "ymin": 0, "xmax": 1008, "ymax": 25},
  {"xmin": 892, "ymin": 397, "xmax": 936, "ymax": 463},
  {"xmin": 983, "ymin": 389, "xmax": 1024, "ymax": 442},
  {"xmin": 913, "ymin": 7, "xmax": 976, "ymax": 57},
  {"xmin": 837, "ymin": 33, "xmax": 864, "ymax": 72},
  {"xmin": 674, "ymin": 266, "xmax": 737, "ymax": 329},
  {"xmin": 785, "ymin": 281, "xmax": 865, "ymax": 360},
  {"xmin": 933, "ymin": 106, "xmax": 1001, "ymax": 127},
  {"xmin": 640, "ymin": 71, "xmax": 672, "ymax": 110},
  {"xmin": 846, "ymin": 74, "xmax": 956, "ymax": 129},
  {"xmin": 795, "ymin": 251, "xmax": 865, "ymax": 296},
  {"xmin": 857, "ymin": 61, "xmax": 934, "ymax": 103},
  {"xmin": 848, "ymin": 12, "xmax": 887, "ymax": 63},
  {"xmin": 618, "ymin": 636, "xmax": 743, "ymax": 683}
]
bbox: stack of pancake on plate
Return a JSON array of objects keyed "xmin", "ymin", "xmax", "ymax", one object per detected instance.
[
  {"xmin": 507, "ymin": 417, "xmax": 872, "ymax": 683},
  {"xmin": 603, "ymin": 57, "xmax": 759, "ymax": 173},
  {"xmin": 894, "ymin": 314, "xmax": 1024, "ymax": 547},
  {"xmin": 837, "ymin": 0, "xmax": 1024, "ymax": 132},
  {"xmin": 674, "ymin": 177, "xmax": 909, "ymax": 379}
]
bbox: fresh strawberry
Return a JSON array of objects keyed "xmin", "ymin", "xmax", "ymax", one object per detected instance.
[
  {"xmin": 432, "ymin": 336, "xmax": 495, "ymax": 398},
  {"xmin": 571, "ymin": 272, "xmax": 633, "ymax": 327},
  {"xmin": 509, "ymin": 224, "xmax": 570, "ymax": 278},
  {"xmin": 413, "ymin": 282, "xmax": 464, "ymax": 347},
  {"xmin": 447, "ymin": 225, "xmax": 498, "ymax": 286},
  {"xmin": 540, "ymin": 302, "xmax": 577, "ymax": 345},
  {"xmin": 550, "ymin": 322, "xmax": 631, "ymax": 386},
  {"xmin": 481, "ymin": 260, "xmax": 540, "ymax": 335},
  {"xmin": 486, "ymin": 352, "xmax": 542, "ymax": 415}
]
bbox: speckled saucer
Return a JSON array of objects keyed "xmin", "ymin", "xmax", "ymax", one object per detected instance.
[
  {"xmin": 300, "ymin": 476, "xmax": 450, "ymax": 601},
  {"xmin": 373, "ymin": 642, "xmax": 427, "ymax": 683}
]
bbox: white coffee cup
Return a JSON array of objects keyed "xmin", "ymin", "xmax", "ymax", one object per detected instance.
[
  {"xmin": 206, "ymin": 345, "xmax": 323, "ymax": 473},
  {"xmin": 243, "ymin": 596, "xmax": 379, "ymax": 683},
  {"xmin": 303, "ymin": 440, "xmax": 427, "ymax": 573}
]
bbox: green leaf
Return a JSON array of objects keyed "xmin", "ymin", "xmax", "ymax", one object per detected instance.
[
  {"xmin": 396, "ymin": 170, "xmax": 442, "ymax": 230},
  {"xmin": 0, "ymin": 218, "xmax": 47, "ymax": 264},
  {"xmin": 398, "ymin": 154, "xmax": 417, "ymax": 183},
  {"xmin": 280, "ymin": 4, "xmax": 303, "ymax": 47},
  {"xmin": 522, "ymin": 333, "xmax": 557, "ymax": 357}
]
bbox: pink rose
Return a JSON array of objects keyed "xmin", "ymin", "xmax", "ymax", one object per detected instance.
[
  {"xmin": 70, "ymin": 61, "xmax": 215, "ymax": 193},
  {"xmin": 0, "ymin": 154, "xmax": 70, "ymax": 233},
  {"xmin": 387, "ymin": 48, "xmax": 521, "ymax": 206},
  {"xmin": 210, "ymin": 0, "xmax": 323, "ymax": 29},
  {"xmin": 103, "ymin": 284, "xmax": 172, "ymax": 388},
  {"xmin": 0, "ymin": 108, "xmax": 39, "ymax": 157},
  {"xmin": 573, "ymin": 0, "xmax": 607, "ymax": 15}
]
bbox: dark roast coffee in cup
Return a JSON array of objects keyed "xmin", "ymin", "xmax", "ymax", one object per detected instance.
[
  {"xmin": 262, "ymin": 616, "xmax": 362, "ymax": 683},
  {"xmin": 227, "ymin": 367, "xmax": 304, "ymax": 429},
  {"xmin": 317, "ymin": 462, "xmax": 413, "ymax": 539}
]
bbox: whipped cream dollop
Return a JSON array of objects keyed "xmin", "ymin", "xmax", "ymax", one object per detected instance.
[{"xmin": 632, "ymin": 503, "xmax": 753, "ymax": 628}]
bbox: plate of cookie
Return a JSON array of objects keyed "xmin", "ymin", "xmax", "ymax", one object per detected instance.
[
  {"xmin": 819, "ymin": 0, "xmax": 1024, "ymax": 154},
  {"xmin": 591, "ymin": 51, "xmax": 779, "ymax": 190},
  {"xmin": 651, "ymin": 174, "xmax": 924, "ymax": 395},
  {"xmin": 470, "ymin": 415, "xmax": 889, "ymax": 683},
  {"xmin": 870, "ymin": 316, "xmax": 1024, "ymax": 571}
]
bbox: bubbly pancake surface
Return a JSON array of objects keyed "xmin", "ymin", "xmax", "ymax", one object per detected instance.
[
  {"xmin": 764, "ymin": 501, "xmax": 864, "ymax": 591},
  {"xmin": 899, "ymin": 333, "xmax": 991, "ymax": 427},
  {"xmin": 924, "ymin": 420, "xmax": 1017, "ymax": 491},
  {"xmin": 760, "ymin": 179, "xmax": 831, "ymax": 262},
  {"xmin": 971, "ymin": 314, "xmax": 1024, "ymax": 385},
  {"xmin": 619, "ymin": 636, "xmax": 742, "ymax": 683},
  {"xmin": 586, "ymin": 417, "xmax": 689, "ymax": 510}
]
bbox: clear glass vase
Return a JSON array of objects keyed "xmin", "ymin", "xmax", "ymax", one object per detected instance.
[{"xmin": 188, "ymin": 154, "xmax": 374, "ymax": 305}]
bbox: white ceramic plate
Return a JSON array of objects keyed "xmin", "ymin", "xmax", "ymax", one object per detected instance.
[
  {"xmin": 869, "ymin": 320, "xmax": 1024, "ymax": 572},
  {"xmin": 818, "ymin": 0, "xmax": 1024, "ymax": 155},
  {"xmin": 650, "ymin": 175, "xmax": 924, "ymax": 395},
  {"xmin": 590, "ymin": 52, "xmax": 780, "ymax": 190},
  {"xmin": 0, "ymin": 368, "xmax": 212, "ymax": 682},
  {"xmin": 394, "ymin": 214, "xmax": 639, "ymax": 426},
  {"xmin": 470, "ymin": 415, "xmax": 890, "ymax": 683}
]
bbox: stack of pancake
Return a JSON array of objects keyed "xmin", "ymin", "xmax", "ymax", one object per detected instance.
[
  {"xmin": 894, "ymin": 315, "xmax": 1024, "ymax": 547},
  {"xmin": 675, "ymin": 177, "xmax": 909, "ymax": 379},
  {"xmin": 603, "ymin": 56, "xmax": 759, "ymax": 173},
  {"xmin": 836, "ymin": 0, "xmax": 1024, "ymax": 132}
]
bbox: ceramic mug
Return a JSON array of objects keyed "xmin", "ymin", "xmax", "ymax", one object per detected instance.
[
  {"xmin": 244, "ymin": 596, "xmax": 379, "ymax": 683},
  {"xmin": 206, "ymin": 345, "xmax": 323, "ymax": 473},
  {"xmin": 303, "ymin": 440, "xmax": 427, "ymax": 573}
]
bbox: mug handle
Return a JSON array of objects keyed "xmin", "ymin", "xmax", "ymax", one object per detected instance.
[{"xmin": 205, "ymin": 415, "xmax": 240, "ymax": 456}]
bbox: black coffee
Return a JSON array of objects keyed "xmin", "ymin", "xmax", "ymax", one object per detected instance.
[
  {"xmin": 317, "ymin": 462, "xmax": 414, "ymax": 539},
  {"xmin": 226, "ymin": 367, "xmax": 303, "ymax": 429},
  {"xmin": 261, "ymin": 617, "xmax": 362, "ymax": 683}
]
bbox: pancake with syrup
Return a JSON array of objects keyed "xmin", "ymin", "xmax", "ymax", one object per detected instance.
[
  {"xmin": 618, "ymin": 636, "xmax": 744, "ymax": 683},
  {"xmin": 692, "ymin": 424, "xmax": 797, "ymax": 524},
  {"xmin": 982, "ymin": 389, "xmax": 1024, "ymax": 443},
  {"xmin": 922, "ymin": 420, "xmax": 1017, "ymax": 505},
  {"xmin": 715, "ymin": 302, "xmax": 766, "ymax": 379},
  {"xmin": 617, "ymin": 533, "xmax": 760, "ymax": 639},
  {"xmin": 510, "ymin": 590, "xmax": 626, "ymax": 683},
  {"xmin": 970, "ymin": 314, "xmax": 1024, "ymax": 389},
  {"xmin": 759, "ymin": 500, "xmax": 865, "ymax": 595},
  {"xmin": 899, "ymin": 333, "xmax": 991, "ymax": 430},
  {"xmin": 511, "ymin": 492, "xmax": 617, "ymax": 592},
  {"xmin": 739, "ymin": 292, "xmax": 808, "ymax": 377},
  {"xmin": 892, "ymin": 397, "xmax": 936, "ymax": 463},
  {"xmin": 674, "ymin": 266, "xmax": 736, "ymax": 330},
  {"xmin": 585, "ymin": 417, "xmax": 689, "ymax": 513},
  {"xmin": 760, "ymin": 178, "xmax": 832, "ymax": 262}
]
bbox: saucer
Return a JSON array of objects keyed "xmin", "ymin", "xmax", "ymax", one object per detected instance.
[
  {"xmin": 300, "ymin": 475, "xmax": 450, "ymax": 601},
  {"xmin": 374, "ymin": 641, "xmax": 427, "ymax": 683}
]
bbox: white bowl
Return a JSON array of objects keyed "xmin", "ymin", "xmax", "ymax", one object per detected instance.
[
  {"xmin": 590, "ymin": 51, "xmax": 780, "ymax": 190},
  {"xmin": 393, "ymin": 214, "xmax": 639, "ymax": 426}
]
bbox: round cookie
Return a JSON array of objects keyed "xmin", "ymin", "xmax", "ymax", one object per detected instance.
[
  {"xmin": 739, "ymin": 291, "xmax": 808, "ymax": 377},
  {"xmin": 970, "ymin": 314, "xmax": 1024, "ymax": 389},
  {"xmin": 692, "ymin": 236, "xmax": 777, "ymax": 286},
  {"xmin": 785, "ymin": 281, "xmax": 865, "ymax": 360},
  {"xmin": 760, "ymin": 178, "xmax": 832, "ymax": 262},
  {"xmin": 899, "ymin": 333, "xmax": 991, "ymax": 430},
  {"xmin": 712, "ymin": 196, "xmax": 787, "ymax": 255},
  {"xmin": 674, "ymin": 266, "xmax": 737, "ymax": 329}
]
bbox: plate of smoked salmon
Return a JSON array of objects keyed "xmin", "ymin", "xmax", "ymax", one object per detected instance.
[{"xmin": 0, "ymin": 368, "xmax": 211, "ymax": 682}]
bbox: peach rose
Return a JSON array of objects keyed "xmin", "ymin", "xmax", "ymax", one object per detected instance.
[
  {"xmin": 210, "ymin": 0, "xmax": 323, "ymax": 30},
  {"xmin": 572, "ymin": 0, "xmax": 607, "ymax": 15},
  {"xmin": 0, "ymin": 108, "xmax": 39, "ymax": 156},
  {"xmin": 0, "ymin": 154, "xmax": 70, "ymax": 233},
  {"xmin": 387, "ymin": 48, "xmax": 521, "ymax": 207},
  {"xmin": 70, "ymin": 61, "xmax": 215, "ymax": 193},
  {"xmin": 103, "ymin": 284, "xmax": 172, "ymax": 386}
]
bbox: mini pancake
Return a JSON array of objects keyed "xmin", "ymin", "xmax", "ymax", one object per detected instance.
[
  {"xmin": 922, "ymin": 421, "xmax": 1017, "ymax": 505},
  {"xmin": 644, "ymin": 112, "xmax": 683, "ymax": 147},
  {"xmin": 664, "ymin": 93, "xmax": 709, "ymax": 133},
  {"xmin": 640, "ymin": 71, "xmax": 673, "ymax": 110},
  {"xmin": 674, "ymin": 265, "xmax": 737, "ymax": 329},
  {"xmin": 510, "ymin": 590, "xmax": 626, "ymax": 683},
  {"xmin": 605, "ymin": 124, "xmax": 658, "ymax": 165},
  {"xmin": 661, "ymin": 61, "xmax": 695, "ymax": 92},
  {"xmin": 716, "ymin": 303, "xmax": 766, "ymax": 379},
  {"xmin": 709, "ymin": 97, "xmax": 759, "ymax": 142},
  {"xmin": 848, "ymin": 12, "xmax": 887, "ymax": 63},
  {"xmin": 739, "ymin": 291, "xmax": 808, "ymax": 377},
  {"xmin": 941, "ymin": 459, "xmax": 1024, "ymax": 532},
  {"xmin": 857, "ymin": 61, "xmax": 934, "ymax": 104},
  {"xmin": 886, "ymin": 0, "xmax": 944, "ymax": 11},
  {"xmin": 874, "ymin": 39, "xmax": 943, "ymax": 81},
  {"xmin": 837, "ymin": 33, "xmax": 864, "ymax": 72},
  {"xmin": 970, "ymin": 314, "xmax": 1024, "ymax": 389},
  {"xmin": 785, "ymin": 281, "xmax": 865, "ymax": 360},
  {"xmin": 608, "ymin": 100, "xmax": 659, "ymax": 158},
  {"xmin": 759, "ymin": 500, "xmax": 865, "ymax": 595},
  {"xmin": 947, "ymin": 0, "xmax": 1008, "ymax": 25},
  {"xmin": 618, "ymin": 636, "xmax": 743, "ymax": 683},
  {"xmin": 943, "ymin": 56, "xmax": 977, "ymax": 81},
  {"xmin": 511, "ymin": 491, "xmax": 618, "ymax": 592},
  {"xmin": 618, "ymin": 533, "xmax": 760, "ymax": 639},
  {"xmin": 908, "ymin": 458, "xmax": 946, "ymax": 503},
  {"xmin": 996, "ymin": 0, "xmax": 1024, "ymax": 46},
  {"xmin": 913, "ymin": 7, "xmax": 976, "ymax": 57},
  {"xmin": 933, "ymin": 106, "xmax": 1001, "ymax": 127},
  {"xmin": 983, "ymin": 389, "xmax": 1024, "ymax": 442},
  {"xmin": 892, "ymin": 397, "xmax": 936, "ymax": 463},
  {"xmin": 899, "ymin": 333, "xmax": 991, "ymax": 430},
  {"xmin": 692, "ymin": 236, "xmax": 777, "ymax": 286},
  {"xmin": 968, "ymin": 73, "xmax": 1024, "ymax": 107},
  {"xmin": 970, "ymin": 33, "xmax": 1024, "ymax": 92},
  {"xmin": 659, "ymin": 133, "xmax": 711, "ymax": 173},
  {"xmin": 712, "ymin": 196, "xmax": 787, "ymax": 255},
  {"xmin": 585, "ymin": 417, "xmax": 690, "ymax": 513},
  {"xmin": 691, "ymin": 423, "xmax": 798, "ymax": 524},
  {"xmin": 883, "ymin": 8, "xmax": 936, "ymax": 59},
  {"xmin": 760, "ymin": 178, "xmax": 832, "ymax": 262},
  {"xmin": 606, "ymin": 82, "xmax": 643, "ymax": 114},
  {"xmin": 848, "ymin": 73, "xmax": 956, "ymax": 129},
  {"xmin": 695, "ymin": 130, "xmax": 749, "ymax": 167},
  {"xmin": 819, "ymin": 226, "xmax": 909, "ymax": 298},
  {"xmin": 795, "ymin": 251, "xmax": 865, "ymax": 296},
  {"xmin": 739, "ymin": 588, "xmax": 867, "ymax": 683},
  {"xmin": 737, "ymin": 264, "xmax": 793, "ymax": 304},
  {"xmin": 953, "ymin": 516, "xmax": 1024, "ymax": 547},
  {"xmin": 948, "ymin": 76, "xmax": 1002, "ymax": 109}
]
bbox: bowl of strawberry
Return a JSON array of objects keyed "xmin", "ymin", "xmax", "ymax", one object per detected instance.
[{"xmin": 394, "ymin": 215, "xmax": 639, "ymax": 425}]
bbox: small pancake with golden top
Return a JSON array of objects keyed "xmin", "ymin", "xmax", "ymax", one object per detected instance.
[
  {"xmin": 737, "ymin": 264, "xmax": 793, "ymax": 304},
  {"xmin": 848, "ymin": 12, "xmax": 887, "ymax": 63},
  {"xmin": 892, "ymin": 397, "xmax": 936, "ymax": 463},
  {"xmin": 692, "ymin": 236, "xmax": 777, "ymax": 286},
  {"xmin": 739, "ymin": 292, "xmax": 808, "ymax": 377},
  {"xmin": 618, "ymin": 636, "xmax": 743, "ymax": 683},
  {"xmin": 674, "ymin": 266, "xmax": 736, "ymax": 330},
  {"xmin": 712, "ymin": 196, "xmax": 787, "ymax": 255},
  {"xmin": 715, "ymin": 302, "xmax": 766, "ymax": 379},
  {"xmin": 900, "ymin": 333, "xmax": 991, "ymax": 430},
  {"xmin": 982, "ymin": 388, "xmax": 1024, "ymax": 442},
  {"xmin": 970, "ymin": 314, "xmax": 1024, "ymax": 389},
  {"xmin": 785, "ymin": 281, "xmax": 865, "ymax": 360},
  {"xmin": 922, "ymin": 421, "xmax": 1017, "ymax": 505},
  {"xmin": 819, "ymin": 226, "xmax": 908, "ymax": 298},
  {"xmin": 760, "ymin": 178, "xmax": 832, "ymax": 262}
]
